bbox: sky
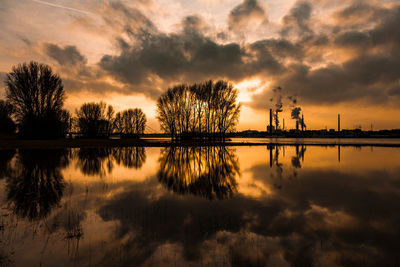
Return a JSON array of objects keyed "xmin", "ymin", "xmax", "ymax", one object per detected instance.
[{"xmin": 0, "ymin": 0, "xmax": 400, "ymax": 132}]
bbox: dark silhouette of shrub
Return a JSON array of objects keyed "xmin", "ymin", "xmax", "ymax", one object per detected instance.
[{"xmin": 5, "ymin": 61, "xmax": 69, "ymax": 139}]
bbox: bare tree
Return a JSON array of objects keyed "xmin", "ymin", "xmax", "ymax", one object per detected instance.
[
  {"xmin": 115, "ymin": 108, "xmax": 146, "ymax": 137},
  {"xmin": 76, "ymin": 102, "xmax": 114, "ymax": 137},
  {"xmin": 156, "ymin": 80, "xmax": 241, "ymax": 140},
  {"xmin": 113, "ymin": 112, "xmax": 124, "ymax": 134},
  {"xmin": 5, "ymin": 61, "xmax": 68, "ymax": 138}
]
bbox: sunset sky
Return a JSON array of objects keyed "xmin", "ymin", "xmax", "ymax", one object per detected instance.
[{"xmin": 1, "ymin": 0, "xmax": 399, "ymax": 132}]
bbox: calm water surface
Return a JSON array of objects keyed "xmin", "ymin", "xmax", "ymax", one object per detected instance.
[{"xmin": 1, "ymin": 145, "xmax": 400, "ymax": 266}]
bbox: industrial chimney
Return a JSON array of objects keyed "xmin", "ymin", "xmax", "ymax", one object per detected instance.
[
  {"xmin": 301, "ymin": 114, "xmax": 304, "ymax": 132},
  {"xmin": 338, "ymin": 114, "xmax": 341, "ymax": 132},
  {"xmin": 269, "ymin": 109, "xmax": 273, "ymax": 134}
]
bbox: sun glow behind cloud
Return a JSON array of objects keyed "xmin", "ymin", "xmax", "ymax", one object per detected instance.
[{"xmin": 235, "ymin": 79, "xmax": 269, "ymax": 103}]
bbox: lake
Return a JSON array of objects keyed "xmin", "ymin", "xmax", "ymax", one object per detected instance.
[{"xmin": 1, "ymin": 144, "xmax": 400, "ymax": 266}]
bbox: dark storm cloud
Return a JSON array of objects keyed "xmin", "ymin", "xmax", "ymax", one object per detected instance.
[
  {"xmin": 228, "ymin": 0, "xmax": 268, "ymax": 32},
  {"xmin": 281, "ymin": 1, "xmax": 313, "ymax": 37},
  {"xmin": 248, "ymin": 2, "xmax": 400, "ymax": 109},
  {"xmin": 332, "ymin": 1, "xmax": 388, "ymax": 29},
  {"xmin": 44, "ymin": 43, "xmax": 87, "ymax": 65},
  {"xmin": 41, "ymin": 40, "xmax": 161, "ymax": 96},
  {"xmin": 99, "ymin": 11, "xmax": 283, "ymax": 99},
  {"xmin": 102, "ymin": 0, "xmax": 157, "ymax": 39},
  {"xmin": 250, "ymin": 38, "xmax": 304, "ymax": 59},
  {"xmin": 389, "ymin": 85, "xmax": 400, "ymax": 96},
  {"xmin": 37, "ymin": 0, "xmax": 400, "ymax": 105}
]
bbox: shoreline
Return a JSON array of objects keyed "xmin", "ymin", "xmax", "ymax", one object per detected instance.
[{"xmin": 1, "ymin": 138, "xmax": 400, "ymax": 149}]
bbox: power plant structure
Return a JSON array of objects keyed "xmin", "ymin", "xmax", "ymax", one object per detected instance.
[
  {"xmin": 267, "ymin": 108, "xmax": 306, "ymax": 134},
  {"xmin": 268, "ymin": 109, "xmax": 273, "ymax": 133},
  {"xmin": 260, "ymin": 109, "xmax": 393, "ymax": 137}
]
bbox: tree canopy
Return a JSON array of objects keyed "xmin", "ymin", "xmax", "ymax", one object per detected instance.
[
  {"xmin": 5, "ymin": 61, "xmax": 69, "ymax": 138},
  {"xmin": 114, "ymin": 108, "xmax": 147, "ymax": 137},
  {"xmin": 156, "ymin": 80, "xmax": 241, "ymax": 139}
]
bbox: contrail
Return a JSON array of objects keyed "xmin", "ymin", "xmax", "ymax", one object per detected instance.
[{"xmin": 31, "ymin": 0, "xmax": 93, "ymax": 15}]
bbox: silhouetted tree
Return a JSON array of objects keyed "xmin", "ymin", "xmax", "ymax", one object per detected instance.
[
  {"xmin": 156, "ymin": 80, "xmax": 241, "ymax": 139},
  {"xmin": 6, "ymin": 149, "xmax": 69, "ymax": 221},
  {"xmin": 0, "ymin": 100, "xmax": 16, "ymax": 134},
  {"xmin": 5, "ymin": 61, "xmax": 69, "ymax": 138},
  {"xmin": 76, "ymin": 102, "xmax": 113, "ymax": 137},
  {"xmin": 115, "ymin": 108, "xmax": 146, "ymax": 137},
  {"xmin": 113, "ymin": 111, "xmax": 124, "ymax": 134},
  {"xmin": 106, "ymin": 105, "xmax": 115, "ymax": 136}
]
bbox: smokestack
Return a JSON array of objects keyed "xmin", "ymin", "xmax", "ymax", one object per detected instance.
[
  {"xmin": 338, "ymin": 114, "xmax": 341, "ymax": 132},
  {"xmin": 301, "ymin": 114, "xmax": 304, "ymax": 132},
  {"xmin": 296, "ymin": 120, "xmax": 299, "ymax": 132},
  {"xmin": 269, "ymin": 109, "xmax": 273, "ymax": 134},
  {"xmin": 283, "ymin": 118, "xmax": 285, "ymax": 131},
  {"xmin": 275, "ymin": 110, "xmax": 278, "ymax": 131}
]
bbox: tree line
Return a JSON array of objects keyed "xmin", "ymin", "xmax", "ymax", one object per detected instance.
[
  {"xmin": 74, "ymin": 101, "xmax": 146, "ymax": 138},
  {"xmin": 1, "ymin": 61, "xmax": 241, "ymax": 139},
  {"xmin": 1, "ymin": 62, "xmax": 146, "ymax": 139}
]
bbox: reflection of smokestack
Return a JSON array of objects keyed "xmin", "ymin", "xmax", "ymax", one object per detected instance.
[
  {"xmin": 269, "ymin": 109, "xmax": 273, "ymax": 134},
  {"xmin": 269, "ymin": 146, "xmax": 273, "ymax": 167},
  {"xmin": 301, "ymin": 114, "xmax": 304, "ymax": 132},
  {"xmin": 338, "ymin": 145, "xmax": 341, "ymax": 163},
  {"xmin": 338, "ymin": 114, "xmax": 341, "ymax": 132}
]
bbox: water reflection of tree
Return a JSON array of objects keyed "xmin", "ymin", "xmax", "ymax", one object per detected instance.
[
  {"xmin": 6, "ymin": 149, "xmax": 69, "ymax": 221},
  {"xmin": 112, "ymin": 147, "xmax": 146, "ymax": 169},
  {"xmin": 157, "ymin": 146, "xmax": 239, "ymax": 200},
  {"xmin": 76, "ymin": 147, "xmax": 114, "ymax": 177},
  {"xmin": 0, "ymin": 149, "xmax": 15, "ymax": 179},
  {"xmin": 76, "ymin": 147, "xmax": 147, "ymax": 176}
]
